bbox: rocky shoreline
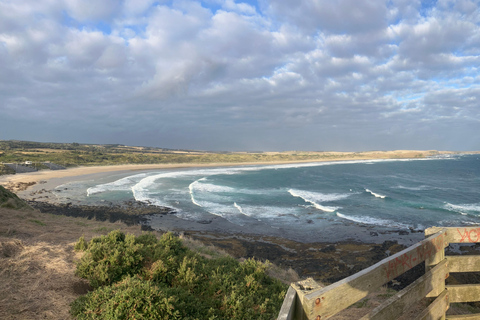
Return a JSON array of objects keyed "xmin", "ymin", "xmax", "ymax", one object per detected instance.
[
  {"xmin": 27, "ymin": 199, "xmax": 426, "ymax": 288},
  {"xmin": 28, "ymin": 200, "xmax": 174, "ymax": 229}
]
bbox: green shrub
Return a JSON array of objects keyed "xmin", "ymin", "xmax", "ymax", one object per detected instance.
[
  {"xmin": 75, "ymin": 230, "xmax": 144, "ymax": 288},
  {"xmin": 70, "ymin": 276, "xmax": 181, "ymax": 320},
  {"xmin": 74, "ymin": 235, "xmax": 88, "ymax": 251},
  {"xmin": 72, "ymin": 231, "xmax": 287, "ymax": 319}
]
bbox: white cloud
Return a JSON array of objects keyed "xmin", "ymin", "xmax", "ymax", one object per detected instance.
[
  {"xmin": 64, "ymin": 0, "xmax": 122, "ymax": 21},
  {"xmin": 1, "ymin": 0, "xmax": 480, "ymax": 151}
]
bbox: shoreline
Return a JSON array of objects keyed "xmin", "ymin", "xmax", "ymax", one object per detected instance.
[
  {"xmin": 0, "ymin": 156, "xmax": 435, "ymax": 247},
  {"xmin": 23, "ymin": 199, "xmax": 418, "ymax": 286},
  {"xmin": 0, "ymin": 156, "xmax": 439, "ymax": 286},
  {"xmin": 0, "ymin": 149, "xmax": 456, "ymax": 192}
]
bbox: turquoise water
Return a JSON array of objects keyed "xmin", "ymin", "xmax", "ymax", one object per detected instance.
[{"xmin": 54, "ymin": 154, "xmax": 480, "ymax": 242}]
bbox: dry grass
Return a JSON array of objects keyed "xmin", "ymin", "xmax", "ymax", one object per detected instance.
[{"xmin": 0, "ymin": 207, "xmax": 149, "ymax": 319}]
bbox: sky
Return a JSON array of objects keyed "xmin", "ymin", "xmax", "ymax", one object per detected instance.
[{"xmin": 1, "ymin": 0, "xmax": 480, "ymax": 152}]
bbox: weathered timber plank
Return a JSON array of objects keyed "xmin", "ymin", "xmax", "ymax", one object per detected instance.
[
  {"xmin": 425, "ymin": 228, "xmax": 447, "ymax": 268},
  {"xmin": 292, "ymin": 278, "xmax": 323, "ymax": 320},
  {"xmin": 426, "ymin": 227, "xmax": 480, "ymax": 244},
  {"xmin": 447, "ymin": 255, "xmax": 480, "ymax": 273},
  {"xmin": 426, "ymin": 227, "xmax": 446, "ymax": 237},
  {"xmin": 360, "ymin": 260, "xmax": 447, "ymax": 320},
  {"xmin": 443, "ymin": 227, "xmax": 480, "ymax": 244},
  {"xmin": 415, "ymin": 290, "xmax": 448, "ymax": 320},
  {"xmin": 447, "ymin": 284, "xmax": 480, "ymax": 303},
  {"xmin": 299, "ymin": 230, "xmax": 447, "ymax": 320},
  {"xmin": 278, "ymin": 286, "xmax": 297, "ymax": 320},
  {"xmin": 447, "ymin": 314, "xmax": 480, "ymax": 319}
]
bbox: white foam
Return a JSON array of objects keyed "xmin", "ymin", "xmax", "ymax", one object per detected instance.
[
  {"xmin": 239, "ymin": 205, "xmax": 300, "ymax": 219},
  {"xmin": 288, "ymin": 189, "xmax": 350, "ymax": 212},
  {"xmin": 189, "ymin": 200, "xmax": 246, "ymax": 225},
  {"xmin": 234, "ymin": 202, "xmax": 245, "ymax": 215},
  {"xmin": 87, "ymin": 173, "xmax": 147, "ymax": 196},
  {"xmin": 336, "ymin": 212, "xmax": 411, "ymax": 229},
  {"xmin": 188, "ymin": 178, "xmax": 206, "ymax": 207},
  {"xmin": 394, "ymin": 185, "xmax": 431, "ymax": 191},
  {"xmin": 189, "ymin": 180, "xmax": 236, "ymax": 193},
  {"xmin": 365, "ymin": 188, "xmax": 386, "ymax": 199},
  {"xmin": 444, "ymin": 203, "xmax": 480, "ymax": 215}
]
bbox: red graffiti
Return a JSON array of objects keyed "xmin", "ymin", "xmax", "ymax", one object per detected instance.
[
  {"xmin": 457, "ymin": 228, "xmax": 480, "ymax": 243},
  {"xmin": 383, "ymin": 233, "xmax": 444, "ymax": 281}
]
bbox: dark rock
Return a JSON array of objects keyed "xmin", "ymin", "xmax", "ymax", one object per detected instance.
[
  {"xmin": 319, "ymin": 245, "xmax": 336, "ymax": 253},
  {"xmin": 196, "ymin": 220, "xmax": 212, "ymax": 224},
  {"xmin": 27, "ymin": 200, "xmax": 175, "ymax": 226}
]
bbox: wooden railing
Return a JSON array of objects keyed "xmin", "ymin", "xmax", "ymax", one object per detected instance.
[{"xmin": 278, "ymin": 227, "xmax": 480, "ymax": 320}]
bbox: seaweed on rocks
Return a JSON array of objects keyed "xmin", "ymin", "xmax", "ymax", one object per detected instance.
[{"xmin": 27, "ymin": 200, "xmax": 175, "ymax": 229}]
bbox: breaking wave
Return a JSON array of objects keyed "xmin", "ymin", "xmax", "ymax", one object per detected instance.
[
  {"xmin": 87, "ymin": 173, "xmax": 147, "ymax": 196},
  {"xmin": 444, "ymin": 203, "xmax": 480, "ymax": 216},
  {"xmin": 365, "ymin": 188, "xmax": 386, "ymax": 199},
  {"xmin": 288, "ymin": 189, "xmax": 350, "ymax": 212}
]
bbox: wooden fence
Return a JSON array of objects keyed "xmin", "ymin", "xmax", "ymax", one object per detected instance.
[{"xmin": 278, "ymin": 226, "xmax": 480, "ymax": 320}]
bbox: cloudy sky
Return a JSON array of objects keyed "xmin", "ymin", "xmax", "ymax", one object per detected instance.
[{"xmin": 1, "ymin": 0, "xmax": 479, "ymax": 151}]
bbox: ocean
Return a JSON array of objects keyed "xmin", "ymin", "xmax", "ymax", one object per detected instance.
[{"xmin": 52, "ymin": 154, "xmax": 480, "ymax": 243}]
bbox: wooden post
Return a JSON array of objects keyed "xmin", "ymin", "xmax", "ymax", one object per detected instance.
[
  {"xmin": 424, "ymin": 227, "xmax": 448, "ymax": 299},
  {"xmin": 278, "ymin": 286, "xmax": 297, "ymax": 320}
]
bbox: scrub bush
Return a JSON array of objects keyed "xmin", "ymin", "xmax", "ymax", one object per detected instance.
[
  {"xmin": 75, "ymin": 230, "xmax": 145, "ymax": 288},
  {"xmin": 72, "ymin": 231, "xmax": 287, "ymax": 320},
  {"xmin": 70, "ymin": 276, "xmax": 180, "ymax": 320}
]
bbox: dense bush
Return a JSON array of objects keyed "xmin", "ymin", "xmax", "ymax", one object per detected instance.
[
  {"xmin": 72, "ymin": 231, "xmax": 287, "ymax": 320},
  {"xmin": 75, "ymin": 230, "xmax": 145, "ymax": 288}
]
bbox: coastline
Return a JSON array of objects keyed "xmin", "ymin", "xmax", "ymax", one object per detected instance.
[
  {"xmin": 0, "ymin": 149, "xmax": 454, "ymax": 193},
  {"xmin": 1, "ymin": 157, "xmax": 428, "ymax": 245},
  {"xmin": 0, "ymin": 154, "xmax": 443, "ymax": 285},
  {"xmin": 22, "ymin": 199, "xmax": 417, "ymax": 286},
  {"xmin": 1, "ymin": 155, "xmax": 439, "ymax": 244}
]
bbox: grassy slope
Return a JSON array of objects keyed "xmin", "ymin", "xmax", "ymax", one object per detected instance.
[
  {"xmin": 0, "ymin": 185, "xmax": 32, "ymax": 210},
  {"xmin": 0, "ymin": 206, "xmax": 145, "ymax": 319}
]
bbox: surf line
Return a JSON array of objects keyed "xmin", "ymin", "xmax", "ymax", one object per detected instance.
[
  {"xmin": 288, "ymin": 189, "xmax": 338, "ymax": 212},
  {"xmin": 188, "ymin": 179, "xmax": 205, "ymax": 207},
  {"xmin": 365, "ymin": 188, "xmax": 386, "ymax": 199},
  {"xmin": 234, "ymin": 202, "xmax": 246, "ymax": 215}
]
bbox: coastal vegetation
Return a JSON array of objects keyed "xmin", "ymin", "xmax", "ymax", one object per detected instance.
[
  {"xmin": 0, "ymin": 185, "xmax": 32, "ymax": 210},
  {"xmin": 71, "ymin": 230, "xmax": 287, "ymax": 319},
  {"xmin": 0, "ymin": 198, "xmax": 292, "ymax": 319},
  {"xmin": 0, "ymin": 140, "xmax": 444, "ymax": 172}
]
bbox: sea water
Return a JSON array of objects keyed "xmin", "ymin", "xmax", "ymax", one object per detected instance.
[{"xmin": 53, "ymin": 154, "xmax": 480, "ymax": 242}]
